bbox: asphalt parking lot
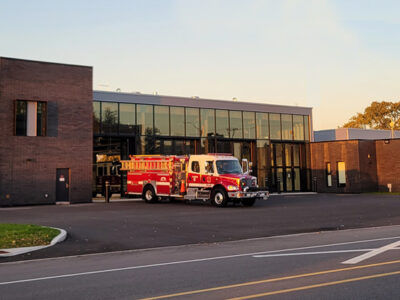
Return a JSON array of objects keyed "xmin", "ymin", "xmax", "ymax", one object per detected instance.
[{"xmin": 1, "ymin": 193, "xmax": 400, "ymax": 262}]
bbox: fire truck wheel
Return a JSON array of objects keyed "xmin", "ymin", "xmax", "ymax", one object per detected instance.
[
  {"xmin": 241, "ymin": 198, "xmax": 256, "ymax": 207},
  {"xmin": 211, "ymin": 188, "xmax": 228, "ymax": 207},
  {"xmin": 143, "ymin": 185, "xmax": 157, "ymax": 203}
]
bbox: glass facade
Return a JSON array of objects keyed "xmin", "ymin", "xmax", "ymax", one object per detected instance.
[
  {"xmin": 200, "ymin": 108, "xmax": 215, "ymax": 137},
  {"xmin": 229, "ymin": 111, "xmax": 243, "ymax": 139},
  {"xmin": 101, "ymin": 102, "xmax": 118, "ymax": 134},
  {"xmin": 281, "ymin": 114, "xmax": 292, "ymax": 140},
  {"xmin": 269, "ymin": 113, "xmax": 281, "ymax": 140},
  {"xmin": 216, "ymin": 110, "xmax": 229, "ymax": 138},
  {"xmin": 119, "ymin": 103, "xmax": 135, "ymax": 134},
  {"xmin": 93, "ymin": 101, "xmax": 101, "ymax": 134},
  {"xmin": 293, "ymin": 115, "xmax": 304, "ymax": 141},
  {"xmin": 186, "ymin": 107, "xmax": 200, "ymax": 137},
  {"xmin": 243, "ymin": 112, "xmax": 255, "ymax": 139},
  {"xmin": 93, "ymin": 100, "xmax": 312, "ymax": 192},
  {"xmin": 137, "ymin": 104, "xmax": 153, "ymax": 136},
  {"xmin": 154, "ymin": 105, "xmax": 169, "ymax": 136},
  {"xmin": 256, "ymin": 112, "xmax": 269, "ymax": 139}
]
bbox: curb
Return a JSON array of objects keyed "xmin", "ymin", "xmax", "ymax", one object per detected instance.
[{"xmin": 0, "ymin": 227, "xmax": 67, "ymax": 257}]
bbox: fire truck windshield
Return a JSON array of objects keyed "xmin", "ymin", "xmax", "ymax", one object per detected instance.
[{"xmin": 216, "ymin": 160, "xmax": 243, "ymax": 174}]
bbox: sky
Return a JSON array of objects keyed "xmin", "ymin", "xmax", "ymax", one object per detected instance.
[{"xmin": 1, "ymin": 0, "xmax": 400, "ymax": 130}]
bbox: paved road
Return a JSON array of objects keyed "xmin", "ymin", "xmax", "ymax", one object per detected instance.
[
  {"xmin": 1, "ymin": 193, "xmax": 400, "ymax": 262},
  {"xmin": 1, "ymin": 225, "xmax": 399, "ymax": 299}
]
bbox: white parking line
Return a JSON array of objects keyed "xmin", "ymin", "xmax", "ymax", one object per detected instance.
[{"xmin": 342, "ymin": 240, "xmax": 400, "ymax": 264}]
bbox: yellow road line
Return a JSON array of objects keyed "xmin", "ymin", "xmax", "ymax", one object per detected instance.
[
  {"xmin": 139, "ymin": 259, "xmax": 400, "ymax": 300},
  {"xmin": 229, "ymin": 270, "xmax": 400, "ymax": 299}
]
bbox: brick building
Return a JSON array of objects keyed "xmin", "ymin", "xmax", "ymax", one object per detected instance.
[
  {"xmin": 311, "ymin": 139, "xmax": 400, "ymax": 193},
  {"xmin": 0, "ymin": 57, "xmax": 93, "ymax": 205}
]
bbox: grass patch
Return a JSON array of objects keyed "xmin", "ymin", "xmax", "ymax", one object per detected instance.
[{"xmin": 0, "ymin": 224, "xmax": 60, "ymax": 249}]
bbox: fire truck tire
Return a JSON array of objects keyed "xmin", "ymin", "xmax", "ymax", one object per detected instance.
[
  {"xmin": 241, "ymin": 198, "xmax": 256, "ymax": 207},
  {"xmin": 143, "ymin": 185, "xmax": 157, "ymax": 203},
  {"xmin": 211, "ymin": 188, "xmax": 228, "ymax": 207}
]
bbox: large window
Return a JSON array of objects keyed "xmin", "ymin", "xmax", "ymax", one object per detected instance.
[
  {"xmin": 101, "ymin": 102, "xmax": 118, "ymax": 134},
  {"xmin": 170, "ymin": 106, "xmax": 185, "ymax": 136},
  {"xmin": 256, "ymin": 112, "xmax": 269, "ymax": 139},
  {"xmin": 137, "ymin": 104, "xmax": 153, "ymax": 135},
  {"xmin": 229, "ymin": 111, "xmax": 243, "ymax": 138},
  {"xmin": 186, "ymin": 107, "xmax": 200, "ymax": 137},
  {"xmin": 154, "ymin": 105, "xmax": 170, "ymax": 136},
  {"xmin": 15, "ymin": 100, "xmax": 47, "ymax": 136},
  {"xmin": 200, "ymin": 108, "xmax": 215, "ymax": 137},
  {"xmin": 119, "ymin": 103, "xmax": 135, "ymax": 134},
  {"xmin": 293, "ymin": 115, "xmax": 304, "ymax": 141},
  {"xmin": 269, "ymin": 113, "xmax": 281, "ymax": 140},
  {"xmin": 281, "ymin": 114, "xmax": 293, "ymax": 140},
  {"xmin": 216, "ymin": 110, "xmax": 229, "ymax": 138},
  {"xmin": 243, "ymin": 111, "xmax": 255, "ymax": 139}
]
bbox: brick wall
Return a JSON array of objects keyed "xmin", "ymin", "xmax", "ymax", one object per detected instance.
[
  {"xmin": 0, "ymin": 57, "xmax": 93, "ymax": 206},
  {"xmin": 311, "ymin": 140, "xmax": 364, "ymax": 193},
  {"xmin": 376, "ymin": 139, "xmax": 400, "ymax": 192}
]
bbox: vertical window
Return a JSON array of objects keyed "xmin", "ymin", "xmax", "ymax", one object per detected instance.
[
  {"xmin": 269, "ymin": 113, "xmax": 281, "ymax": 140},
  {"xmin": 337, "ymin": 162, "xmax": 346, "ymax": 187},
  {"xmin": 93, "ymin": 101, "xmax": 101, "ymax": 134},
  {"xmin": 101, "ymin": 102, "xmax": 118, "ymax": 134},
  {"xmin": 293, "ymin": 115, "xmax": 304, "ymax": 141},
  {"xmin": 326, "ymin": 162, "xmax": 332, "ymax": 187},
  {"xmin": 154, "ymin": 105, "xmax": 170, "ymax": 136},
  {"xmin": 119, "ymin": 103, "xmax": 135, "ymax": 134},
  {"xmin": 170, "ymin": 106, "xmax": 185, "ymax": 136},
  {"xmin": 229, "ymin": 111, "xmax": 243, "ymax": 138},
  {"xmin": 186, "ymin": 107, "xmax": 200, "ymax": 137},
  {"xmin": 243, "ymin": 111, "xmax": 255, "ymax": 139},
  {"xmin": 256, "ymin": 112, "xmax": 269, "ymax": 139},
  {"xmin": 216, "ymin": 109, "xmax": 229, "ymax": 138},
  {"xmin": 304, "ymin": 116, "xmax": 310, "ymax": 141},
  {"xmin": 281, "ymin": 114, "xmax": 293, "ymax": 140},
  {"xmin": 256, "ymin": 140, "xmax": 269, "ymax": 187},
  {"xmin": 200, "ymin": 108, "xmax": 215, "ymax": 137},
  {"xmin": 15, "ymin": 100, "xmax": 27, "ymax": 136},
  {"xmin": 15, "ymin": 100, "xmax": 47, "ymax": 136},
  {"xmin": 137, "ymin": 104, "xmax": 153, "ymax": 136}
]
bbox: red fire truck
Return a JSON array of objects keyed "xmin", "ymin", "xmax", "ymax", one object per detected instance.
[{"xmin": 120, "ymin": 154, "xmax": 269, "ymax": 207}]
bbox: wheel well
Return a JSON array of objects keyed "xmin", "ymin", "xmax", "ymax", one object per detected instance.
[
  {"xmin": 212, "ymin": 184, "xmax": 226, "ymax": 194},
  {"xmin": 143, "ymin": 183, "xmax": 156, "ymax": 194}
]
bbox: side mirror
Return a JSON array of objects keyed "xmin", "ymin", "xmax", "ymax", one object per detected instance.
[{"xmin": 242, "ymin": 159, "xmax": 248, "ymax": 174}]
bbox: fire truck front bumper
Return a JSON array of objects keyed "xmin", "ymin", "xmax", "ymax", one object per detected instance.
[{"xmin": 228, "ymin": 190, "xmax": 269, "ymax": 200}]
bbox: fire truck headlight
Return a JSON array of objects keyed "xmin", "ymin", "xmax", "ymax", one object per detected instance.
[{"xmin": 227, "ymin": 185, "xmax": 239, "ymax": 191}]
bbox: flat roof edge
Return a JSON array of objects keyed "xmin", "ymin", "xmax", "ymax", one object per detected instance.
[
  {"xmin": 93, "ymin": 90, "xmax": 313, "ymax": 114},
  {"xmin": 0, "ymin": 57, "xmax": 92, "ymax": 69}
]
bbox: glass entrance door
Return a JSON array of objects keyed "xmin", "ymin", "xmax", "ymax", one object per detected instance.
[{"xmin": 271, "ymin": 143, "xmax": 301, "ymax": 192}]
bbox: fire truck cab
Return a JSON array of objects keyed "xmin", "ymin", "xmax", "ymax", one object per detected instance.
[{"xmin": 121, "ymin": 154, "xmax": 269, "ymax": 207}]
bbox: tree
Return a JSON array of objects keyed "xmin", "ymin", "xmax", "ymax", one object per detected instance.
[{"xmin": 343, "ymin": 101, "xmax": 400, "ymax": 130}]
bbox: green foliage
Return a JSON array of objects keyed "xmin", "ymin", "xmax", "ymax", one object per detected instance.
[
  {"xmin": 0, "ymin": 224, "xmax": 59, "ymax": 248},
  {"xmin": 343, "ymin": 101, "xmax": 400, "ymax": 130}
]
